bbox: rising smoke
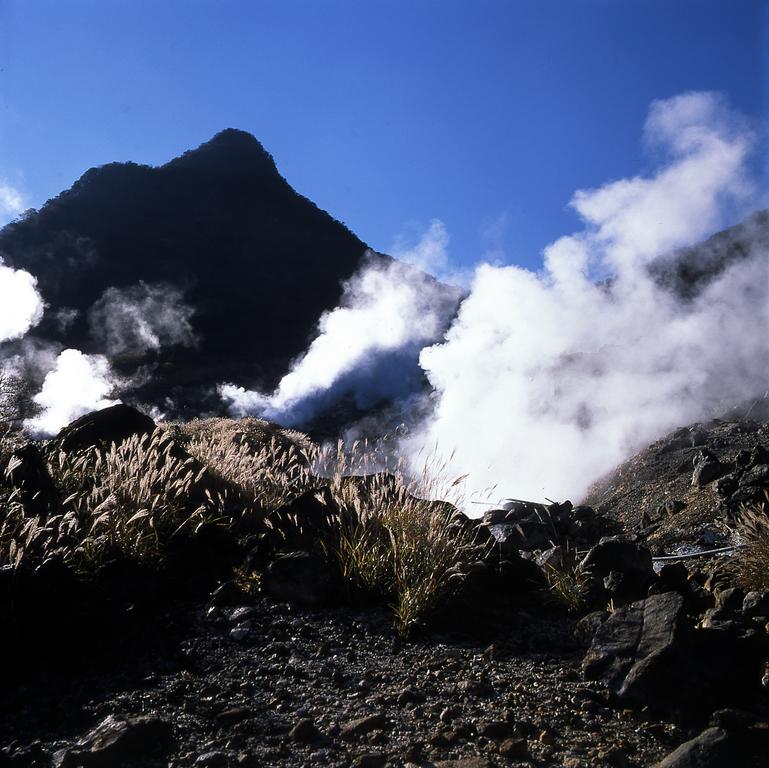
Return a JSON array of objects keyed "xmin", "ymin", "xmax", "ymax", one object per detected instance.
[
  {"xmin": 24, "ymin": 349, "xmax": 118, "ymax": 436},
  {"xmin": 220, "ymin": 252, "xmax": 461, "ymax": 425},
  {"xmin": 407, "ymin": 91, "xmax": 768, "ymax": 504},
  {"xmin": 223, "ymin": 91, "xmax": 767, "ymax": 506},
  {"xmin": 0, "ymin": 259, "xmax": 44, "ymax": 342},
  {"xmin": 88, "ymin": 281, "xmax": 197, "ymax": 357}
]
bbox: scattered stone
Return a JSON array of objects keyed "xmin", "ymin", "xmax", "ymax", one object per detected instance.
[
  {"xmin": 229, "ymin": 624, "xmax": 251, "ymax": 642},
  {"xmin": 397, "ymin": 687, "xmax": 426, "ymax": 706},
  {"xmin": 498, "ymin": 737, "xmax": 529, "ymax": 759},
  {"xmin": 432, "ymin": 758, "xmax": 492, "ymax": 768},
  {"xmin": 194, "ymin": 752, "xmax": 230, "ymax": 768},
  {"xmin": 289, "ymin": 718, "xmax": 321, "ymax": 743},
  {"xmin": 477, "ymin": 720, "xmax": 513, "ymax": 739},
  {"xmin": 351, "ymin": 754, "xmax": 387, "ymax": 768},
  {"xmin": 340, "ymin": 713, "xmax": 388, "ymax": 741}
]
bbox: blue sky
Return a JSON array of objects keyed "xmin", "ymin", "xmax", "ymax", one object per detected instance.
[{"xmin": 1, "ymin": 0, "xmax": 766, "ymax": 270}]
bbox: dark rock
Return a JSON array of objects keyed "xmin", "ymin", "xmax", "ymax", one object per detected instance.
[
  {"xmin": 692, "ymin": 458, "xmax": 731, "ymax": 488},
  {"xmin": 578, "ymin": 537, "xmax": 655, "ymax": 604},
  {"xmin": 738, "ymin": 463, "xmax": 769, "ymax": 487},
  {"xmin": 351, "ymin": 755, "xmax": 387, "ymax": 768},
  {"xmin": 498, "ymin": 737, "xmax": 530, "ymax": 760},
  {"xmin": 216, "ymin": 707, "xmax": 253, "ymax": 727},
  {"xmin": 571, "ymin": 505, "xmax": 596, "ymax": 522},
  {"xmin": 54, "ymin": 404, "xmax": 157, "ymax": 453},
  {"xmin": 397, "ymin": 687, "xmax": 426, "ymax": 706},
  {"xmin": 477, "ymin": 720, "xmax": 514, "ymax": 739},
  {"xmin": 432, "ymin": 759, "xmax": 492, "ymax": 768},
  {"xmin": 51, "ymin": 715, "xmax": 173, "ymax": 767},
  {"xmin": 658, "ymin": 562, "xmax": 689, "ymax": 594},
  {"xmin": 259, "ymin": 487, "xmax": 340, "ymax": 559},
  {"xmin": 583, "ymin": 591, "xmax": 686, "ymax": 691},
  {"xmin": 340, "ymin": 713, "xmax": 388, "ymax": 740},
  {"xmin": 714, "ymin": 587, "xmax": 744, "ymax": 613},
  {"xmin": 289, "ymin": 718, "xmax": 321, "ymax": 743},
  {"xmin": 574, "ymin": 610, "xmax": 608, "ymax": 645},
  {"xmin": 653, "ymin": 727, "xmax": 730, "ymax": 767},
  {"xmin": 1, "ymin": 443, "xmax": 59, "ymax": 517},
  {"xmin": 482, "ymin": 508, "xmax": 508, "ymax": 525},
  {"xmin": 742, "ymin": 590, "xmax": 769, "ymax": 619},
  {"xmin": 584, "ymin": 590, "xmax": 765, "ymax": 721},
  {"xmin": 210, "ymin": 580, "xmax": 245, "ymax": 608},
  {"xmin": 261, "ymin": 551, "xmax": 338, "ymax": 607},
  {"xmin": 194, "ymin": 752, "xmax": 230, "ymax": 768},
  {"xmin": 715, "ymin": 474, "xmax": 738, "ymax": 497}
]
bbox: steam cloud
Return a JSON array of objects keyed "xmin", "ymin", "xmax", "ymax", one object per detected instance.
[
  {"xmin": 89, "ymin": 281, "xmax": 197, "ymax": 356},
  {"xmin": 24, "ymin": 349, "xmax": 118, "ymax": 436},
  {"xmin": 0, "ymin": 259, "xmax": 44, "ymax": 342},
  {"xmin": 408, "ymin": 91, "xmax": 768, "ymax": 503},
  {"xmin": 220, "ymin": 253, "xmax": 461, "ymax": 425},
  {"xmin": 223, "ymin": 90, "xmax": 767, "ymax": 507}
]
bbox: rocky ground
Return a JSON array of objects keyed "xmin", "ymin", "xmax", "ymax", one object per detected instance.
[
  {"xmin": 1, "ymin": 407, "xmax": 768, "ymax": 768},
  {"xmin": 1, "ymin": 594, "xmax": 689, "ymax": 768},
  {"xmin": 585, "ymin": 418, "xmax": 769, "ymax": 555}
]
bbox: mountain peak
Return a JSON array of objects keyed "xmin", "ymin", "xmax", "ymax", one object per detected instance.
[{"xmin": 165, "ymin": 128, "xmax": 279, "ymax": 176}]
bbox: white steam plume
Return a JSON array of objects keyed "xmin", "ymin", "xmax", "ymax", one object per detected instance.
[
  {"xmin": 24, "ymin": 349, "xmax": 119, "ymax": 436},
  {"xmin": 409, "ymin": 91, "xmax": 767, "ymax": 504},
  {"xmin": 88, "ymin": 281, "xmax": 196, "ymax": 356},
  {"xmin": 220, "ymin": 253, "xmax": 461, "ymax": 425},
  {"xmin": 0, "ymin": 258, "xmax": 44, "ymax": 341}
]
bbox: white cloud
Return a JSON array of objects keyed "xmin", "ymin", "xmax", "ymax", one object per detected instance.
[
  {"xmin": 0, "ymin": 258, "xmax": 44, "ymax": 341},
  {"xmin": 25, "ymin": 349, "xmax": 119, "ymax": 436},
  {"xmin": 220, "ymin": 254, "xmax": 460, "ymax": 425},
  {"xmin": 407, "ymin": 91, "xmax": 767, "ymax": 506}
]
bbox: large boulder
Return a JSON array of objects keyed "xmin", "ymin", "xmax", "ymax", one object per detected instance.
[
  {"xmin": 258, "ymin": 486, "xmax": 340, "ymax": 560},
  {"xmin": 578, "ymin": 536, "xmax": 655, "ymax": 605},
  {"xmin": 653, "ymin": 728, "xmax": 730, "ymax": 768},
  {"xmin": 583, "ymin": 592, "xmax": 765, "ymax": 721},
  {"xmin": 51, "ymin": 715, "xmax": 174, "ymax": 767},
  {"xmin": 53, "ymin": 404, "xmax": 157, "ymax": 453}
]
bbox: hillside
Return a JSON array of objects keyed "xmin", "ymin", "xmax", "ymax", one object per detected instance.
[{"xmin": 0, "ymin": 130, "xmax": 383, "ymax": 414}]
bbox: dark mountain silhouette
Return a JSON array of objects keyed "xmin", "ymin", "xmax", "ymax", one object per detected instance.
[{"xmin": 0, "ymin": 130, "xmax": 387, "ymax": 414}]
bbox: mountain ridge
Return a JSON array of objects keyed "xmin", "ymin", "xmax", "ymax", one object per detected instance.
[{"xmin": 0, "ymin": 129, "xmax": 386, "ymax": 415}]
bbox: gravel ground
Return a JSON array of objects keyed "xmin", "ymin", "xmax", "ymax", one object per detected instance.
[{"xmin": 0, "ymin": 594, "xmax": 687, "ymax": 768}]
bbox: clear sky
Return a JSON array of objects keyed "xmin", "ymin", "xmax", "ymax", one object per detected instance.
[{"xmin": 1, "ymin": 0, "xmax": 766, "ymax": 270}]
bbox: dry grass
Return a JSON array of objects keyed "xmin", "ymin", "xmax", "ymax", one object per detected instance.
[
  {"xmin": 543, "ymin": 548, "xmax": 589, "ymax": 615},
  {"xmin": 319, "ymin": 443, "xmax": 481, "ymax": 635},
  {"xmin": 1, "ymin": 429, "xmax": 231, "ymax": 572},
  {"xmin": 733, "ymin": 500, "xmax": 769, "ymax": 592},
  {"xmin": 164, "ymin": 417, "xmax": 316, "ymax": 513},
  {"xmin": 1, "ymin": 416, "xmax": 487, "ymax": 635}
]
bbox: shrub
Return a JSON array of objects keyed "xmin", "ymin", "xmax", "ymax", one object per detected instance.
[
  {"xmin": 322, "ymin": 444, "xmax": 480, "ymax": 635},
  {"xmin": 733, "ymin": 500, "xmax": 769, "ymax": 592},
  {"xmin": 543, "ymin": 549, "xmax": 589, "ymax": 615}
]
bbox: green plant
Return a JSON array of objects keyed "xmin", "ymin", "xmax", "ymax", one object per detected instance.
[{"xmin": 544, "ymin": 548, "xmax": 589, "ymax": 614}]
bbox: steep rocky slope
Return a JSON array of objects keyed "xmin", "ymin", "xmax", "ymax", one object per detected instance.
[{"xmin": 0, "ymin": 131, "xmax": 460, "ymax": 416}]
